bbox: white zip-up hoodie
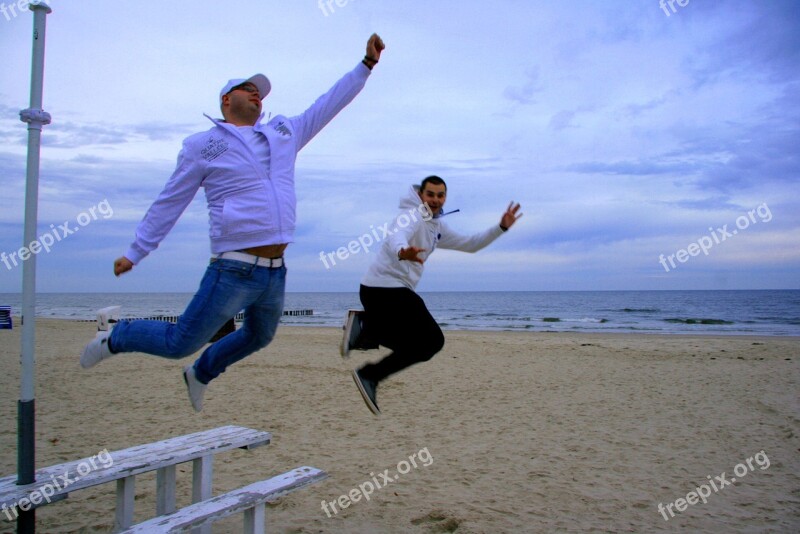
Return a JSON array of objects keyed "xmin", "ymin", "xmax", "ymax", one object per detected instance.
[
  {"xmin": 124, "ymin": 62, "xmax": 371, "ymax": 264},
  {"xmin": 361, "ymin": 185, "xmax": 505, "ymax": 290}
]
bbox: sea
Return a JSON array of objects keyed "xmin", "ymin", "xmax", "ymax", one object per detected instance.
[{"xmin": 1, "ymin": 290, "xmax": 799, "ymax": 336}]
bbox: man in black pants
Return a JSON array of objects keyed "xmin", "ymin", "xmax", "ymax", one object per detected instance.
[{"xmin": 344, "ymin": 176, "xmax": 522, "ymax": 414}]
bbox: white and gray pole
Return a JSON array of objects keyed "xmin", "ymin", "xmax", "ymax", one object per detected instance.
[{"xmin": 17, "ymin": 1, "xmax": 52, "ymax": 532}]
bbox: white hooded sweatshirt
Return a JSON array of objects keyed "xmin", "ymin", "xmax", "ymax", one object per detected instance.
[{"xmin": 361, "ymin": 185, "xmax": 505, "ymax": 290}]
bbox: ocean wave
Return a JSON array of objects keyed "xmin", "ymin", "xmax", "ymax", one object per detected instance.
[
  {"xmin": 664, "ymin": 318, "xmax": 735, "ymax": 325},
  {"xmin": 539, "ymin": 317, "xmax": 609, "ymax": 324},
  {"xmin": 570, "ymin": 317, "xmax": 609, "ymax": 324}
]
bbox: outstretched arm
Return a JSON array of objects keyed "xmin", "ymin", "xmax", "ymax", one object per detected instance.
[
  {"xmin": 291, "ymin": 33, "xmax": 386, "ymax": 149},
  {"xmin": 114, "ymin": 141, "xmax": 205, "ymax": 276},
  {"xmin": 438, "ymin": 202, "xmax": 523, "ymax": 252}
]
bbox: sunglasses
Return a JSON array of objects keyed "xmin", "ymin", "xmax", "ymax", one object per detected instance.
[{"xmin": 228, "ymin": 84, "xmax": 259, "ymax": 96}]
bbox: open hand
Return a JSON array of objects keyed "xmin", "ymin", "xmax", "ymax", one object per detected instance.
[
  {"xmin": 500, "ymin": 202, "xmax": 523, "ymax": 230},
  {"xmin": 398, "ymin": 246, "xmax": 426, "ymax": 264}
]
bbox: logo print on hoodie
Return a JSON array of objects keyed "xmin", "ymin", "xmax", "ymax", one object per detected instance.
[
  {"xmin": 274, "ymin": 121, "xmax": 292, "ymax": 137},
  {"xmin": 201, "ymin": 136, "xmax": 229, "ymax": 162}
]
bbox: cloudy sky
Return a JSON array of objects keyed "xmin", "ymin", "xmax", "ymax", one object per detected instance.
[{"xmin": 0, "ymin": 0, "xmax": 798, "ymax": 293}]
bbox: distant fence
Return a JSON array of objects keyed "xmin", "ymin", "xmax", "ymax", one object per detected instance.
[
  {"xmin": 72, "ymin": 310, "xmax": 313, "ymax": 323},
  {"xmin": 278, "ymin": 310, "xmax": 314, "ymax": 317},
  {"xmin": 131, "ymin": 310, "xmax": 313, "ymax": 322}
]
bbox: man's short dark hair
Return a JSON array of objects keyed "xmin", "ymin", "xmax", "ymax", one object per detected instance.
[{"xmin": 420, "ymin": 175, "xmax": 447, "ymax": 192}]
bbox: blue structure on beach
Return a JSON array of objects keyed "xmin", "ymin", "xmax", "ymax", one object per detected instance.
[{"xmin": 0, "ymin": 306, "xmax": 11, "ymax": 329}]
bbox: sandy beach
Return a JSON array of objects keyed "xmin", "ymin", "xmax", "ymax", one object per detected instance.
[{"xmin": 0, "ymin": 320, "xmax": 798, "ymax": 533}]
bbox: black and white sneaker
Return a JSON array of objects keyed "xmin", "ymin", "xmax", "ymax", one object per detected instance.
[
  {"xmin": 340, "ymin": 309, "xmax": 378, "ymax": 358},
  {"xmin": 351, "ymin": 369, "xmax": 380, "ymax": 415}
]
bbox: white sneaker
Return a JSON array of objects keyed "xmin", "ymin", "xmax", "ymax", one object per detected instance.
[
  {"xmin": 80, "ymin": 330, "xmax": 115, "ymax": 369},
  {"xmin": 183, "ymin": 365, "xmax": 207, "ymax": 412}
]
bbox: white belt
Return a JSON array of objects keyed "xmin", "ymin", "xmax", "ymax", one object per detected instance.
[{"xmin": 213, "ymin": 251, "xmax": 284, "ymax": 268}]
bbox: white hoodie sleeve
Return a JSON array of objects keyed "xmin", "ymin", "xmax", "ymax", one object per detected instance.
[
  {"xmin": 437, "ymin": 221, "xmax": 505, "ymax": 253},
  {"xmin": 386, "ymin": 211, "xmax": 420, "ymax": 257},
  {"xmin": 124, "ymin": 141, "xmax": 205, "ymax": 264},
  {"xmin": 289, "ymin": 62, "xmax": 371, "ymax": 151},
  {"xmin": 360, "ymin": 210, "xmax": 427, "ymax": 290}
]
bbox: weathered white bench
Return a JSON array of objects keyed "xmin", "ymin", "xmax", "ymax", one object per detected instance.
[
  {"xmin": 120, "ymin": 466, "xmax": 327, "ymax": 534},
  {"xmin": 0, "ymin": 425, "xmax": 270, "ymax": 532}
]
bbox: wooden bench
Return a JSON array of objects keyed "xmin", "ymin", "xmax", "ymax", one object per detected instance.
[
  {"xmin": 0, "ymin": 425, "xmax": 270, "ymax": 532},
  {"xmin": 120, "ymin": 466, "xmax": 327, "ymax": 534}
]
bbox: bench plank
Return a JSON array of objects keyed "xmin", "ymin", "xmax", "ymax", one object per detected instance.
[
  {"xmin": 120, "ymin": 467, "xmax": 327, "ymax": 533},
  {"xmin": 0, "ymin": 425, "xmax": 270, "ymax": 510}
]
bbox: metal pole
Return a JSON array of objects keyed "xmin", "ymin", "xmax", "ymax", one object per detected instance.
[{"xmin": 17, "ymin": 1, "xmax": 52, "ymax": 532}]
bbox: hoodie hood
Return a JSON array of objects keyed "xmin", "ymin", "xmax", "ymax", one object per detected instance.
[
  {"xmin": 400, "ymin": 184, "xmax": 423, "ymax": 210},
  {"xmin": 401, "ymin": 184, "xmax": 449, "ymax": 219}
]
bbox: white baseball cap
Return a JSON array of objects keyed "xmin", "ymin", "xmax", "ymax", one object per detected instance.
[{"xmin": 219, "ymin": 74, "xmax": 271, "ymax": 101}]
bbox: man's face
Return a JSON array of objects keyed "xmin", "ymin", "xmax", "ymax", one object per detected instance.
[
  {"xmin": 419, "ymin": 183, "xmax": 447, "ymax": 216},
  {"xmin": 222, "ymin": 82, "xmax": 262, "ymax": 123}
]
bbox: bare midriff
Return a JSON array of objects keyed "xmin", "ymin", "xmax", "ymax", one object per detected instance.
[{"xmin": 242, "ymin": 244, "xmax": 288, "ymax": 258}]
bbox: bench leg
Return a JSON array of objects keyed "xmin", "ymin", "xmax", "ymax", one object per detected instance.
[
  {"xmin": 243, "ymin": 502, "xmax": 266, "ymax": 534},
  {"xmin": 156, "ymin": 464, "xmax": 177, "ymax": 515},
  {"xmin": 114, "ymin": 475, "xmax": 135, "ymax": 532},
  {"xmin": 191, "ymin": 455, "xmax": 213, "ymax": 534}
]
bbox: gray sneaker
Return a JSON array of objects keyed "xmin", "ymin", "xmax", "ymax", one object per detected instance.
[
  {"xmin": 340, "ymin": 310, "xmax": 378, "ymax": 358},
  {"xmin": 352, "ymin": 369, "xmax": 380, "ymax": 415},
  {"xmin": 183, "ymin": 365, "xmax": 207, "ymax": 412},
  {"xmin": 80, "ymin": 331, "xmax": 115, "ymax": 369}
]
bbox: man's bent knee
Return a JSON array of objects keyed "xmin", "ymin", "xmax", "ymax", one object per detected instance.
[
  {"xmin": 165, "ymin": 340, "xmax": 209, "ymax": 359},
  {"xmin": 243, "ymin": 327, "xmax": 276, "ymax": 352},
  {"xmin": 418, "ymin": 330, "xmax": 444, "ymax": 362},
  {"xmin": 165, "ymin": 329, "xmax": 216, "ymax": 358}
]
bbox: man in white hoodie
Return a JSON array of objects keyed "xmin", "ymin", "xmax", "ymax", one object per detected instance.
[
  {"xmin": 80, "ymin": 34, "xmax": 385, "ymax": 412},
  {"xmin": 347, "ymin": 176, "xmax": 522, "ymax": 414}
]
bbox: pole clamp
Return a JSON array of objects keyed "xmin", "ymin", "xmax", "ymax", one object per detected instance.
[{"xmin": 19, "ymin": 108, "xmax": 52, "ymax": 127}]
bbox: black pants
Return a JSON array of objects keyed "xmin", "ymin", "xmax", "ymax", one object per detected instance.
[{"xmin": 358, "ymin": 284, "xmax": 445, "ymax": 384}]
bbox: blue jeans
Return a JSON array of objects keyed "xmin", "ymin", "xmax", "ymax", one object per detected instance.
[{"xmin": 110, "ymin": 258, "xmax": 286, "ymax": 384}]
